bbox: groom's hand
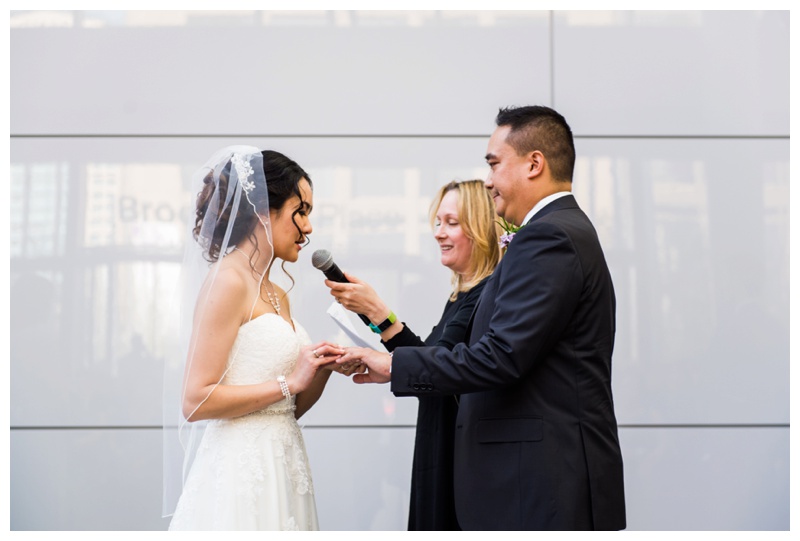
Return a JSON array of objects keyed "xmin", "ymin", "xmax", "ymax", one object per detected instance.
[{"xmin": 337, "ymin": 347, "xmax": 392, "ymax": 384}]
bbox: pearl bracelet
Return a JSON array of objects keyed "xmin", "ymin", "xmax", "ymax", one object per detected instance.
[{"xmin": 277, "ymin": 375, "xmax": 291, "ymax": 404}]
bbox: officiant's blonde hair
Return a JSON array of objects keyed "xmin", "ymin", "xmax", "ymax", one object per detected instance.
[{"xmin": 429, "ymin": 180, "xmax": 501, "ymax": 301}]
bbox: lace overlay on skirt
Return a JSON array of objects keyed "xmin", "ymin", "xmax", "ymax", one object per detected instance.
[{"xmin": 169, "ymin": 314, "xmax": 319, "ymax": 531}]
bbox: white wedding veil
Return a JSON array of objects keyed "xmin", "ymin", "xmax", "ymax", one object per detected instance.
[{"xmin": 162, "ymin": 146, "xmax": 274, "ymax": 517}]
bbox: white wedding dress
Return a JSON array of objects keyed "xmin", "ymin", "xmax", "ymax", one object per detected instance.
[{"xmin": 169, "ymin": 314, "xmax": 319, "ymax": 531}]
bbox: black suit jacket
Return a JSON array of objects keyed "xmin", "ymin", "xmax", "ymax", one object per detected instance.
[{"xmin": 391, "ymin": 195, "xmax": 626, "ymax": 530}]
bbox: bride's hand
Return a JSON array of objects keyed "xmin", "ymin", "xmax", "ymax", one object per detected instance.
[
  {"xmin": 287, "ymin": 342, "xmax": 344, "ymax": 394},
  {"xmin": 329, "ymin": 361, "xmax": 367, "ymax": 377}
]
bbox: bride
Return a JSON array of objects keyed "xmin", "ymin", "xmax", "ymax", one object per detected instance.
[{"xmin": 163, "ymin": 146, "xmax": 349, "ymax": 530}]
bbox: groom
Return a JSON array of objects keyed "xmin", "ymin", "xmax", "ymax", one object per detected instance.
[{"xmin": 339, "ymin": 105, "xmax": 626, "ymax": 530}]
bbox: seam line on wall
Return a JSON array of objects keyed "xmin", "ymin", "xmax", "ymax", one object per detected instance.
[
  {"xmin": 9, "ymin": 134, "xmax": 790, "ymax": 140},
  {"xmin": 9, "ymin": 423, "xmax": 791, "ymax": 431}
]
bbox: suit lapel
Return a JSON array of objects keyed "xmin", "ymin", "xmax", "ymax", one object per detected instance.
[
  {"xmin": 464, "ymin": 195, "xmax": 578, "ymax": 343},
  {"xmin": 527, "ymin": 193, "xmax": 578, "ymax": 224},
  {"xmin": 465, "ymin": 259, "xmax": 504, "ymax": 344}
]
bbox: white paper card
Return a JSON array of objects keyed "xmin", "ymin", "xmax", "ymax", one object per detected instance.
[{"xmin": 326, "ymin": 301, "xmax": 379, "ymax": 350}]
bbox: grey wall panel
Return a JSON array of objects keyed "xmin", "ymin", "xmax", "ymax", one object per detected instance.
[
  {"xmin": 11, "ymin": 426, "xmax": 789, "ymax": 531},
  {"xmin": 10, "ymin": 426, "xmax": 415, "ymax": 531},
  {"xmin": 619, "ymin": 427, "xmax": 789, "ymax": 530},
  {"xmin": 11, "ymin": 11, "xmax": 549, "ymax": 136},
  {"xmin": 9, "ymin": 9, "xmax": 790, "ymax": 532},
  {"xmin": 303, "ymin": 427, "xmax": 416, "ymax": 531},
  {"xmin": 554, "ymin": 11, "xmax": 789, "ymax": 136},
  {"xmin": 10, "ymin": 429, "xmax": 172, "ymax": 530}
]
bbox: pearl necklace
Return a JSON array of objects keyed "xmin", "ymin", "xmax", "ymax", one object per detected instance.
[
  {"xmin": 233, "ymin": 247, "xmax": 282, "ymax": 315},
  {"xmin": 264, "ymin": 286, "xmax": 282, "ymax": 315}
]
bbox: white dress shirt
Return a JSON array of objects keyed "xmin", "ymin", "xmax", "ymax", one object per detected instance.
[{"xmin": 520, "ymin": 191, "xmax": 572, "ymax": 227}]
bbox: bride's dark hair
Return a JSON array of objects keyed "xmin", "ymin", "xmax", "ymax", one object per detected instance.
[{"xmin": 193, "ymin": 150, "xmax": 312, "ymax": 292}]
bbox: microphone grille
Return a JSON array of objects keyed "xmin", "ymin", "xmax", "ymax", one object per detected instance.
[{"xmin": 311, "ymin": 249, "xmax": 332, "ymax": 270}]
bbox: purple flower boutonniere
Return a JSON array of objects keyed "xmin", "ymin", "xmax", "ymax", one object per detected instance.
[{"xmin": 498, "ymin": 218, "xmax": 523, "ymax": 250}]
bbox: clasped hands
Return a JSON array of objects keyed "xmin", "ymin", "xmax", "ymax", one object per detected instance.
[{"xmin": 307, "ymin": 343, "xmax": 392, "ymax": 384}]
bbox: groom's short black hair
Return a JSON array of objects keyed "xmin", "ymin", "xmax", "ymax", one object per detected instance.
[{"xmin": 496, "ymin": 105, "xmax": 575, "ymax": 182}]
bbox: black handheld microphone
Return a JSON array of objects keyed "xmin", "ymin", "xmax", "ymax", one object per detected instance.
[
  {"xmin": 312, "ymin": 249, "xmax": 348, "ymax": 283},
  {"xmin": 312, "ymin": 249, "xmax": 372, "ymax": 326}
]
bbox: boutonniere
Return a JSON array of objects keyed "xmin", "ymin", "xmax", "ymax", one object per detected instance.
[{"xmin": 498, "ymin": 218, "xmax": 523, "ymax": 249}]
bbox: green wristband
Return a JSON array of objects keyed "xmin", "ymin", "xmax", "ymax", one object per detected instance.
[{"xmin": 369, "ymin": 311, "xmax": 397, "ymax": 333}]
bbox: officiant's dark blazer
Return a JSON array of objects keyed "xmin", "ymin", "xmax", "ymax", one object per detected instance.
[{"xmin": 391, "ymin": 195, "xmax": 626, "ymax": 530}]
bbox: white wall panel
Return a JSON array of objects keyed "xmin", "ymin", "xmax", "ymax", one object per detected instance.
[
  {"xmin": 10, "ymin": 11, "xmax": 549, "ymax": 136},
  {"xmin": 10, "ymin": 136, "xmax": 492, "ymax": 427},
  {"xmin": 574, "ymin": 138, "xmax": 789, "ymax": 424},
  {"xmin": 618, "ymin": 427, "xmax": 789, "ymax": 530},
  {"xmin": 12, "ymin": 136, "xmax": 787, "ymax": 428},
  {"xmin": 554, "ymin": 11, "xmax": 789, "ymax": 136}
]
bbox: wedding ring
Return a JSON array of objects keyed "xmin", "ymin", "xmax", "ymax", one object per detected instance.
[{"xmin": 313, "ymin": 349, "xmax": 319, "ymax": 358}]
